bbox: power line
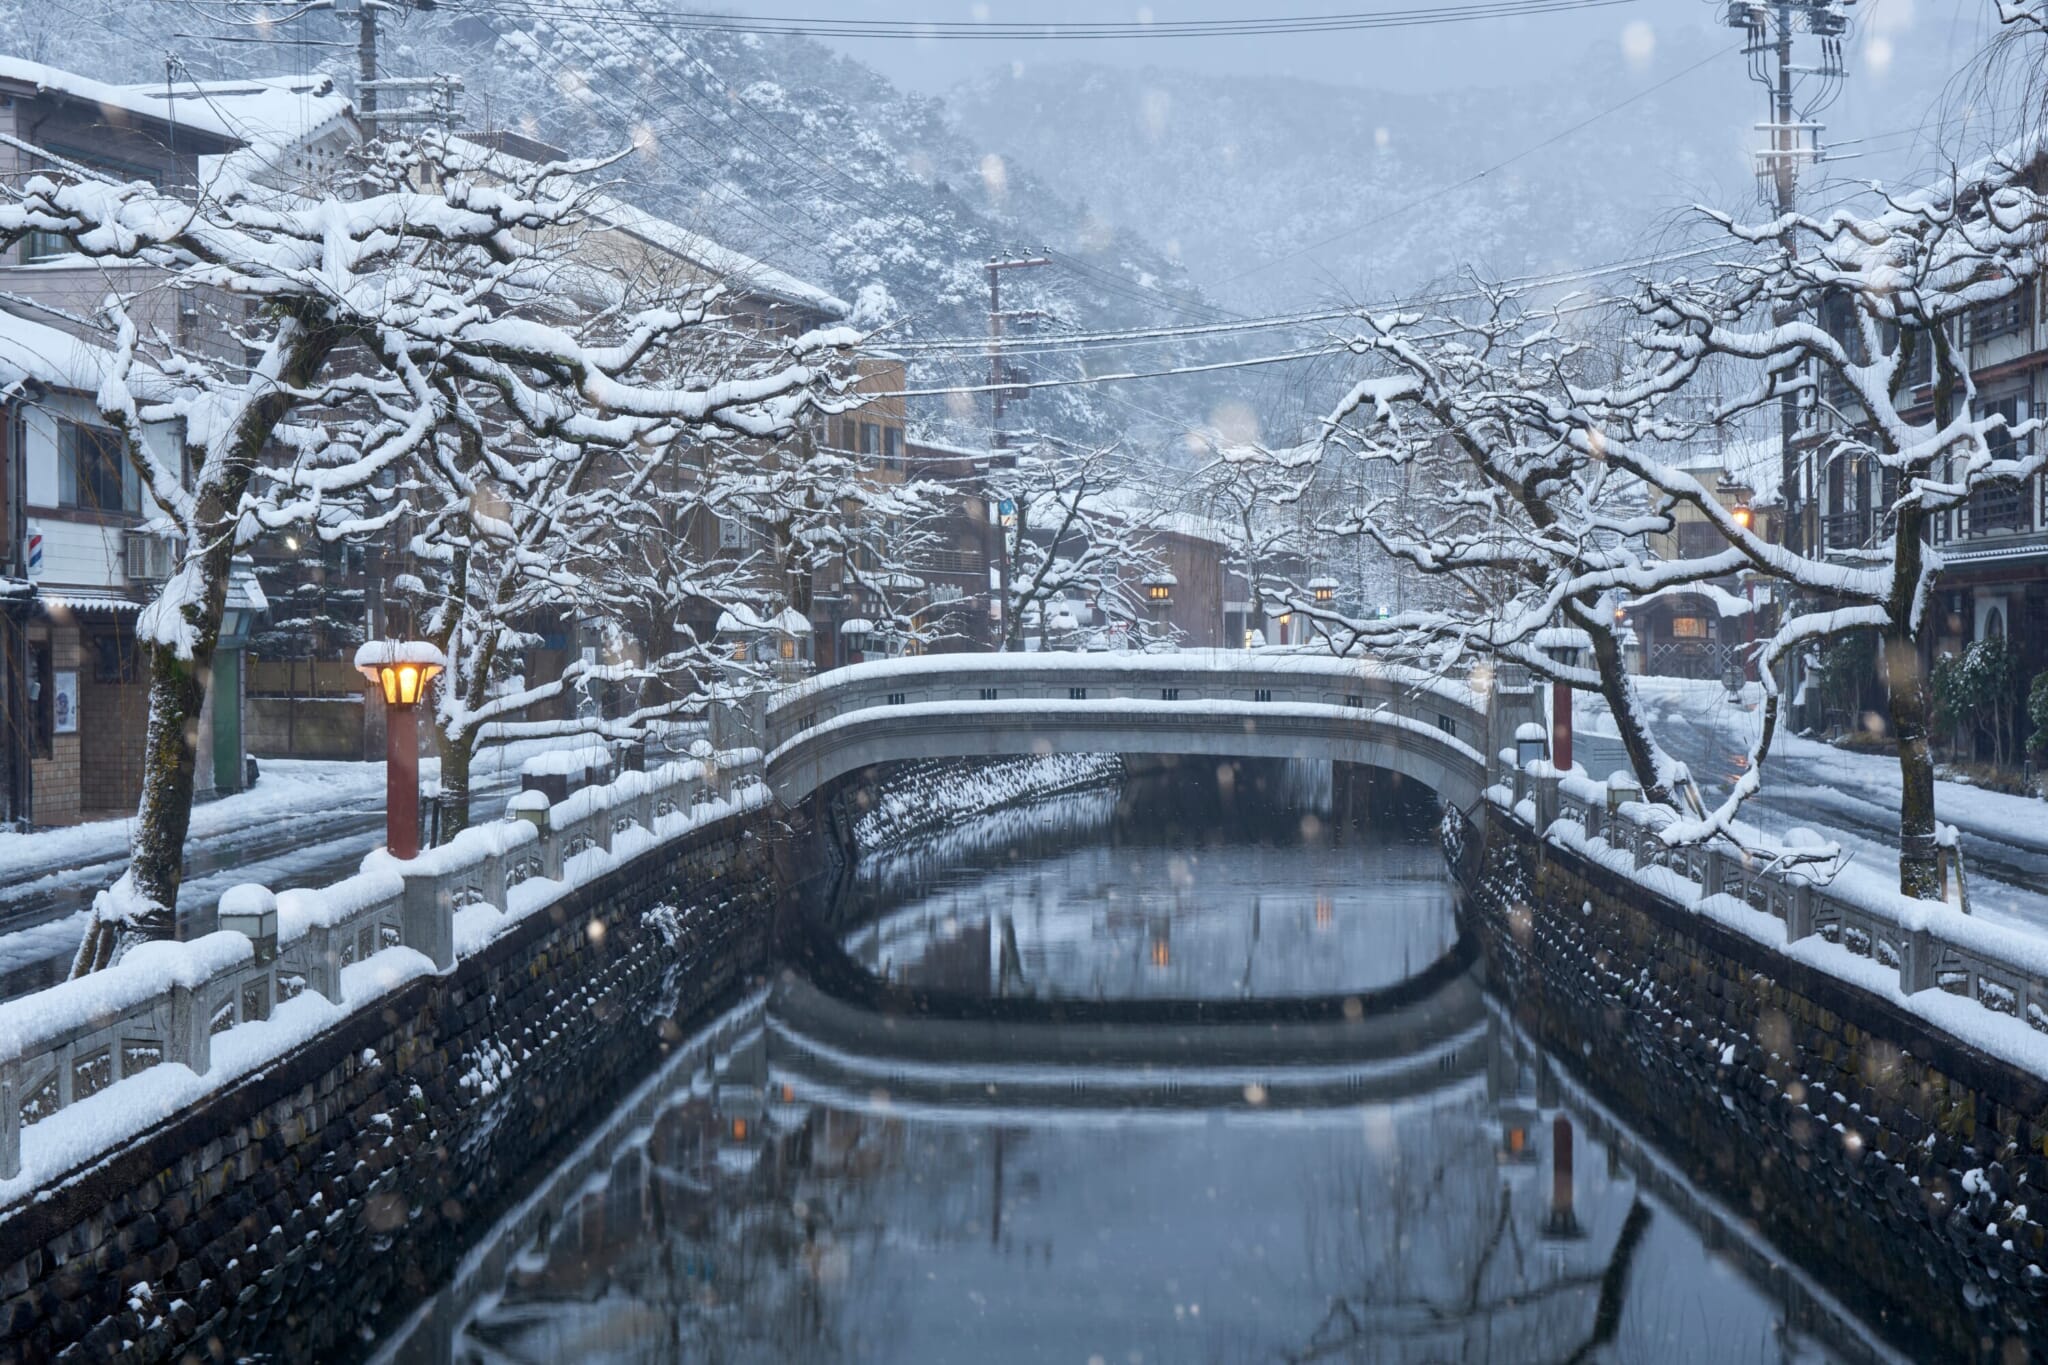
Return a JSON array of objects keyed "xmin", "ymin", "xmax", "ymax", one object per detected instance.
[{"xmin": 1215, "ymin": 42, "xmax": 1742, "ymax": 286}]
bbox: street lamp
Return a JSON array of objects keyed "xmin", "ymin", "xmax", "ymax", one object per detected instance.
[
  {"xmin": 1309, "ymin": 575, "xmax": 1339, "ymax": 605},
  {"xmin": 355, "ymin": 641, "xmax": 446, "ymax": 860},
  {"xmin": 839, "ymin": 616, "xmax": 873, "ymax": 662}
]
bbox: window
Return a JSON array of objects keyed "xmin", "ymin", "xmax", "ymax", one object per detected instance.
[
  {"xmin": 886, "ymin": 691, "xmax": 906, "ymax": 706},
  {"xmin": 1345, "ymin": 694, "xmax": 1364, "ymax": 708},
  {"xmin": 1069, "ymin": 687, "xmax": 1087, "ymax": 700},
  {"xmin": 718, "ymin": 515, "xmax": 747, "ymax": 549},
  {"xmin": 57, "ymin": 421, "xmax": 138, "ymax": 514},
  {"xmin": 1970, "ymin": 287, "xmax": 2033, "ymax": 345},
  {"xmin": 1160, "ymin": 687, "xmax": 1180, "ymax": 701},
  {"xmin": 1254, "ymin": 688, "xmax": 1273, "ymax": 703},
  {"xmin": 858, "ymin": 422, "xmax": 881, "ymax": 456},
  {"xmin": 22, "ymin": 230, "xmax": 70, "ymax": 263},
  {"xmin": 979, "ymin": 687, "xmax": 999, "ymax": 701},
  {"xmin": 1436, "ymin": 714, "xmax": 1457, "ymax": 737},
  {"xmin": 882, "ymin": 426, "xmax": 903, "ymax": 470}
]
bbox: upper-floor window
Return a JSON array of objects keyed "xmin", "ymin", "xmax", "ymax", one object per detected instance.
[
  {"xmin": 57, "ymin": 420, "xmax": 139, "ymax": 515},
  {"xmin": 858, "ymin": 422, "xmax": 880, "ymax": 456},
  {"xmin": 882, "ymin": 426, "xmax": 903, "ymax": 470},
  {"xmin": 1970, "ymin": 287, "xmax": 2034, "ymax": 346},
  {"xmin": 718, "ymin": 514, "xmax": 748, "ymax": 549},
  {"xmin": 21, "ymin": 230, "xmax": 72, "ymax": 263}
]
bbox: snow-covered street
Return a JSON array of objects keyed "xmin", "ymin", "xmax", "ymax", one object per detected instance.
[
  {"xmin": 0, "ymin": 749, "xmax": 531, "ymax": 997},
  {"xmin": 1577, "ymin": 678, "xmax": 2048, "ymax": 933}
]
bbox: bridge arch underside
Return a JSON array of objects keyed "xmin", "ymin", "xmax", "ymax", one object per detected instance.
[{"xmin": 768, "ymin": 706, "xmax": 1482, "ymax": 813}]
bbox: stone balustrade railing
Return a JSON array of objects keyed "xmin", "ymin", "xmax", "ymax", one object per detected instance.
[
  {"xmin": 0, "ymin": 750, "xmax": 764, "ymax": 1180},
  {"xmin": 1514, "ymin": 762, "xmax": 2048, "ymax": 1038},
  {"xmin": 760, "ymin": 650, "xmax": 1493, "ymax": 758}
]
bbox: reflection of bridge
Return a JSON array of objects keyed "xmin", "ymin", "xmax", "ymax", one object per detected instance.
[
  {"xmin": 763, "ymin": 957, "xmax": 1489, "ymax": 1118},
  {"xmin": 759, "ymin": 652, "xmax": 1525, "ymax": 811}
]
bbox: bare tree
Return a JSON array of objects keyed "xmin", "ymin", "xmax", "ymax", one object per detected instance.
[
  {"xmin": 986, "ymin": 444, "xmax": 1164, "ymax": 652},
  {"xmin": 0, "ymin": 135, "xmax": 853, "ymax": 965}
]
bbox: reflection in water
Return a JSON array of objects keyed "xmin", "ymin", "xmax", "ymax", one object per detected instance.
[
  {"xmin": 374, "ymin": 768, "xmax": 1893, "ymax": 1365},
  {"xmin": 839, "ymin": 761, "xmax": 1456, "ymax": 1002}
]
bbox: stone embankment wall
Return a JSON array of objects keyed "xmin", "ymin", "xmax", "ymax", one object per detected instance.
[
  {"xmin": 1459, "ymin": 808, "xmax": 2048, "ymax": 1363},
  {"xmin": 0, "ymin": 807, "xmax": 776, "ymax": 1365}
]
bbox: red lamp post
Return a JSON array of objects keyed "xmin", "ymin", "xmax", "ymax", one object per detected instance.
[{"xmin": 355, "ymin": 642, "xmax": 446, "ymax": 861}]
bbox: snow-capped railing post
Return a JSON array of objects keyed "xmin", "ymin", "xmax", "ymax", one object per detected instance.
[
  {"xmin": 1899, "ymin": 925, "xmax": 1940, "ymax": 995},
  {"xmin": 0, "ymin": 1062, "xmax": 20, "ymax": 1180},
  {"xmin": 1785, "ymin": 883, "xmax": 1815, "ymax": 942},
  {"xmin": 219, "ymin": 885, "xmax": 279, "ymax": 965},
  {"xmin": 1702, "ymin": 848, "xmax": 1730, "ymax": 901},
  {"xmin": 479, "ymin": 840, "xmax": 509, "ymax": 914},
  {"xmin": 303, "ymin": 925, "xmax": 343, "ymax": 1002},
  {"xmin": 170, "ymin": 980, "xmax": 211, "ymax": 1078},
  {"xmin": 400, "ymin": 866, "xmax": 457, "ymax": 971},
  {"xmin": 1533, "ymin": 770, "xmax": 1561, "ymax": 831}
]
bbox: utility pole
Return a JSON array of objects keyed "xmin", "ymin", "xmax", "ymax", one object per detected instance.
[
  {"xmin": 985, "ymin": 254, "xmax": 1050, "ymax": 650},
  {"xmin": 341, "ymin": 0, "xmax": 459, "ymax": 130},
  {"xmin": 1725, "ymin": 0, "xmax": 1852, "ymax": 557}
]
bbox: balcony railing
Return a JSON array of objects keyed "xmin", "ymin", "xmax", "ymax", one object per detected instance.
[
  {"xmin": 1966, "ymin": 479, "xmax": 2031, "ymax": 536},
  {"xmin": 1821, "ymin": 507, "xmax": 1874, "ymax": 552}
]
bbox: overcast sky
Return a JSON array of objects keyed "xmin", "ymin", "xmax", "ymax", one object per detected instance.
[{"xmin": 705, "ymin": 0, "xmax": 2002, "ymax": 109}]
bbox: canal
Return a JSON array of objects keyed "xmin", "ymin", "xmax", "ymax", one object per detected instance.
[{"xmin": 373, "ymin": 761, "xmax": 1899, "ymax": 1364}]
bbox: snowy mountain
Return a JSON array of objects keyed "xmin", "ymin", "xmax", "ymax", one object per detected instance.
[
  {"xmin": 0, "ymin": 4, "xmax": 1967, "ymax": 456},
  {"xmin": 944, "ymin": 29, "xmax": 1951, "ymax": 313}
]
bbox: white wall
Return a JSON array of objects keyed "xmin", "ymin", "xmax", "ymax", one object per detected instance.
[{"xmin": 22, "ymin": 388, "xmax": 182, "ymax": 591}]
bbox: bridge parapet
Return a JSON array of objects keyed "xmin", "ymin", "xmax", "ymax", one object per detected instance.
[
  {"xmin": 764, "ymin": 650, "xmax": 1486, "ymax": 751},
  {"xmin": 758, "ymin": 650, "xmax": 1498, "ymax": 811}
]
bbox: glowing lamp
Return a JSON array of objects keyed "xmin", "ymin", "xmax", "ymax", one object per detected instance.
[
  {"xmin": 356, "ymin": 642, "xmax": 445, "ymax": 709},
  {"xmin": 1309, "ymin": 575, "xmax": 1339, "ymax": 604},
  {"xmin": 1732, "ymin": 503, "xmax": 1754, "ymax": 531},
  {"xmin": 354, "ymin": 642, "xmax": 448, "ymax": 861}
]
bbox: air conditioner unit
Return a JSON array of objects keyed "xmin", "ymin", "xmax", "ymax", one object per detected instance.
[{"xmin": 123, "ymin": 532, "xmax": 177, "ymax": 583}]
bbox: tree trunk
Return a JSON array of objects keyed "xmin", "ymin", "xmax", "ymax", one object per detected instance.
[
  {"xmin": 437, "ymin": 716, "xmax": 475, "ymax": 842},
  {"xmin": 1887, "ymin": 625, "xmax": 1942, "ymax": 899},
  {"xmin": 1572, "ymin": 604, "xmax": 1673, "ymax": 807},
  {"xmin": 1887, "ymin": 490, "xmax": 1942, "ymax": 900},
  {"xmin": 73, "ymin": 316, "xmax": 341, "ymax": 972}
]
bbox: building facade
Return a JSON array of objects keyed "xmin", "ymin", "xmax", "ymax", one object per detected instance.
[{"xmin": 0, "ymin": 61, "xmax": 263, "ymax": 826}]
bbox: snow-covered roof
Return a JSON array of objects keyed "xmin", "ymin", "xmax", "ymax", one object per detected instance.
[
  {"xmin": 0, "ymin": 56, "xmax": 241, "ymax": 147},
  {"xmin": 441, "ymin": 135, "xmax": 848, "ymax": 320},
  {"xmin": 838, "ymin": 617, "xmax": 876, "ymax": 634},
  {"xmin": 585, "ymin": 194, "xmax": 850, "ymax": 319},
  {"xmin": 132, "ymin": 74, "xmax": 355, "ymax": 161},
  {"xmin": 717, "ymin": 604, "xmax": 768, "ymax": 634},
  {"xmin": 0, "ymin": 305, "xmax": 129, "ymax": 396},
  {"xmin": 719, "ymin": 603, "xmax": 813, "ymax": 635}
]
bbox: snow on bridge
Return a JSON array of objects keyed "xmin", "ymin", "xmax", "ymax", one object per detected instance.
[{"xmin": 758, "ymin": 650, "xmax": 1505, "ymax": 812}]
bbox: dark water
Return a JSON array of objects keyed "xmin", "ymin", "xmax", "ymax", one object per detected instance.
[{"xmin": 373, "ymin": 764, "xmax": 1895, "ymax": 1365}]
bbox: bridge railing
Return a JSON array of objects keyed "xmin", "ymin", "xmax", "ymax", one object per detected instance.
[
  {"xmin": 1527, "ymin": 764, "xmax": 2048, "ymax": 1038},
  {"xmin": 761, "ymin": 651, "xmax": 1490, "ymax": 759},
  {"xmin": 0, "ymin": 750, "xmax": 765, "ymax": 1181}
]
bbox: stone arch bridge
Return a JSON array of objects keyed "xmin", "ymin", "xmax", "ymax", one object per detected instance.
[{"xmin": 752, "ymin": 651, "xmax": 1540, "ymax": 813}]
